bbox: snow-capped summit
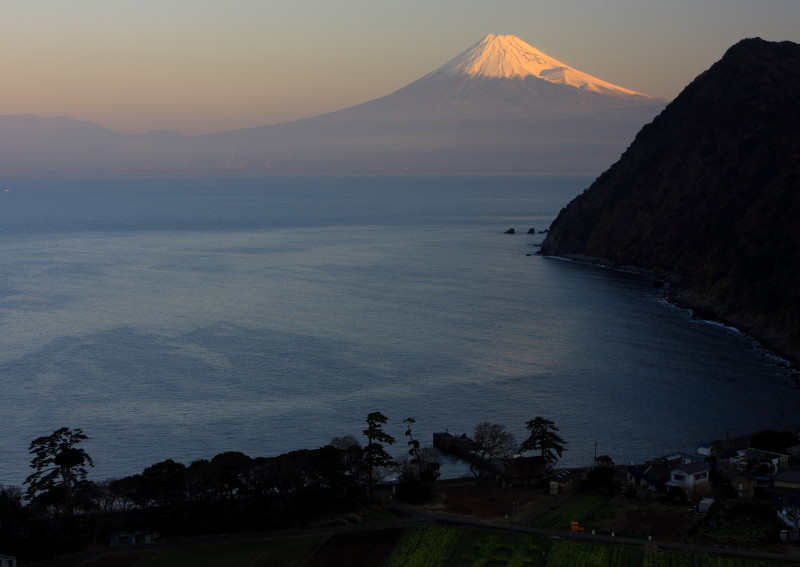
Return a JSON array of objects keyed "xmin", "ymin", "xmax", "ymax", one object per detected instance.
[{"xmin": 432, "ymin": 33, "xmax": 650, "ymax": 98}]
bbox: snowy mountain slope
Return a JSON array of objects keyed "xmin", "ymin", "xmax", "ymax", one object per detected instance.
[{"xmin": 431, "ymin": 34, "xmax": 650, "ymax": 98}]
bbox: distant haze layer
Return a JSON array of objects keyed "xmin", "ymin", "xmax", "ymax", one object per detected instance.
[{"xmin": 0, "ymin": 34, "xmax": 666, "ymax": 174}]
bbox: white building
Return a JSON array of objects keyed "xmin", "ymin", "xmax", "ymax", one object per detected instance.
[{"xmin": 666, "ymin": 461, "xmax": 711, "ymax": 496}]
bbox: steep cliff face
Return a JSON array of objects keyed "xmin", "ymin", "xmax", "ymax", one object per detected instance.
[{"xmin": 541, "ymin": 38, "xmax": 800, "ymax": 361}]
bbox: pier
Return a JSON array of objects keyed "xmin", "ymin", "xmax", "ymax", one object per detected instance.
[{"xmin": 433, "ymin": 431, "xmax": 498, "ymax": 474}]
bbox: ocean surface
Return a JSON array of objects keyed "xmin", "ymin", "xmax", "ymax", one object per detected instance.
[{"xmin": 0, "ymin": 173, "xmax": 797, "ymax": 485}]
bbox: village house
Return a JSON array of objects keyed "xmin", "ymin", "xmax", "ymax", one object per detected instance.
[
  {"xmin": 549, "ymin": 469, "xmax": 582, "ymax": 494},
  {"xmin": 725, "ymin": 459, "xmax": 799, "ymax": 501},
  {"xmin": 696, "ymin": 443, "xmax": 714, "ymax": 458},
  {"xmin": 653, "ymin": 452, "xmax": 705, "ymax": 468},
  {"xmin": 722, "ymin": 448, "xmax": 790, "ymax": 475},
  {"xmin": 626, "ymin": 464, "xmax": 671, "ymax": 496},
  {"xmin": 626, "ymin": 451, "xmax": 711, "ymax": 499},
  {"xmin": 666, "ymin": 461, "xmax": 711, "ymax": 497}
]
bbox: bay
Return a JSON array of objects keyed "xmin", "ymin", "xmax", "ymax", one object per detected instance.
[{"xmin": 0, "ymin": 174, "xmax": 796, "ymax": 485}]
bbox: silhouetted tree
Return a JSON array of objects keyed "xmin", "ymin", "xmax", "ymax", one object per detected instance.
[
  {"xmin": 209, "ymin": 451, "xmax": 252, "ymax": 500},
  {"xmin": 394, "ymin": 446, "xmax": 441, "ymax": 503},
  {"xmin": 141, "ymin": 459, "xmax": 187, "ymax": 507},
  {"xmin": 587, "ymin": 455, "xmax": 618, "ymax": 495},
  {"xmin": 108, "ymin": 474, "xmax": 148, "ymax": 510},
  {"xmin": 472, "ymin": 421, "xmax": 516, "ymax": 483},
  {"xmin": 0, "ymin": 484, "xmax": 25, "ymax": 534},
  {"xmin": 403, "ymin": 417, "xmax": 422, "ymax": 478},
  {"xmin": 393, "ymin": 418, "xmax": 440, "ymax": 503},
  {"xmin": 362, "ymin": 411, "xmax": 395, "ymax": 496},
  {"xmin": 330, "ymin": 434, "xmax": 365, "ymax": 486},
  {"xmin": 24, "ymin": 427, "xmax": 95, "ymax": 515},
  {"xmin": 519, "ymin": 416, "xmax": 567, "ymax": 468}
]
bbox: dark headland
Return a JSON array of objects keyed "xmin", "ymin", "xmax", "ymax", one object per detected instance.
[{"xmin": 541, "ymin": 38, "xmax": 800, "ymax": 365}]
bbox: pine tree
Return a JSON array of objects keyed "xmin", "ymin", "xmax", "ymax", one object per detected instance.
[
  {"xmin": 519, "ymin": 417, "xmax": 567, "ymax": 467},
  {"xmin": 362, "ymin": 412, "xmax": 395, "ymax": 496}
]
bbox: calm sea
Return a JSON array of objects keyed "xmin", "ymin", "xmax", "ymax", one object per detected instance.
[{"xmin": 0, "ymin": 174, "xmax": 797, "ymax": 485}]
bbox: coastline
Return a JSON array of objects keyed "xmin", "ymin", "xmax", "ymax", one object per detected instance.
[
  {"xmin": 540, "ymin": 252, "xmax": 800, "ymax": 372},
  {"xmin": 665, "ymin": 284, "xmax": 800, "ymax": 373}
]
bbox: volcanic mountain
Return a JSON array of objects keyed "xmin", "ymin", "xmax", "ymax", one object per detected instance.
[
  {"xmin": 179, "ymin": 34, "xmax": 665, "ymax": 173},
  {"xmin": 541, "ymin": 38, "xmax": 800, "ymax": 361},
  {"xmin": 1, "ymin": 34, "xmax": 666, "ymax": 173}
]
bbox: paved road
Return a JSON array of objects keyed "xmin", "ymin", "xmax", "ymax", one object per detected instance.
[{"xmin": 385, "ymin": 498, "xmax": 800, "ymax": 564}]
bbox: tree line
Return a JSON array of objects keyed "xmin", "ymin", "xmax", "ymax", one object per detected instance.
[{"xmin": 0, "ymin": 413, "xmax": 566, "ymax": 561}]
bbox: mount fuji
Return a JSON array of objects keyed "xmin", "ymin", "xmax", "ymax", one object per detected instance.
[
  {"xmin": 408, "ymin": 33, "xmax": 650, "ymax": 98},
  {"xmin": 1, "ymin": 34, "xmax": 666, "ymax": 173},
  {"xmin": 178, "ymin": 34, "xmax": 665, "ymax": 173}
]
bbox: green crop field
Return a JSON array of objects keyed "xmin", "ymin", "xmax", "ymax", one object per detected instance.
[
  {"xmin": 378, "ymin": 527, "xmax": 793, "ymax": 567},
  {"xmin": 47, "ymin": 524, "xmax": 796, "ymax": 567},
  {"xmin": 545, "ymin": 538, "xmax": 642, "ymax": 567},
  {"xmin": 451, "ymin": 530, "xmax": 547, "ymax": 567},
  {"xmin": 380, "ymin": 524, "xmax": 464, "ymax": 567},
  {"xmin": 533, "ymin": 492, "xmax": 610, "ymax": 530}
]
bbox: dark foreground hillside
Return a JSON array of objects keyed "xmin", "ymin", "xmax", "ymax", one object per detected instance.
[{"xmin": 541, "ymin": 38, "xmax": 800, "ymax": 362}]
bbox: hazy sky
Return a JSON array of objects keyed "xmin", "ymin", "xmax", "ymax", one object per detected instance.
[{"xmin": 3, "ymin": 0, "xmax": 799, "ymax": 135}]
